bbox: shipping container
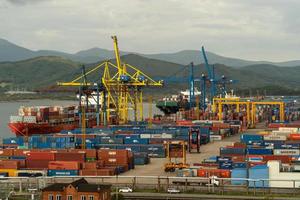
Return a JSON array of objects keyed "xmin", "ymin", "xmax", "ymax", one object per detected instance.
[
  {"xmin": 0, "ymin": 169, "xmax": 17, "ymax": 177},
  {"xmin": 247, "ymin": 148, "xmax": 273, "ymax": 155},
  {"xmin": 220, "ymin": 147, "xmax": 245, "ymax": 156},
  {"xmin": 47, "ymin": 169, "xmax": 78, "ymax": 176},
  {"xmin": 197, "ymin": 169, "xmax": 231, "ymax": 178},
  {"xmin": 231, "ymin": 168, "xmax": 247, "ymax": 185},
  {"xmin": 55, "ymin": 152, "xmax": 85, "ymax": 162},
  {"xmin": 0, "ymin": 160, "xmax": 20, "ymax": 169},
  {"xmin": 263, "ymin": 135, "xmax": 286, "ymax": 141},
  {"xmin": 26, "ymin": 152, "xmax": 55, "ymax": 161},
  {"xmin": 273, "ymin": 149, "xmax": 300, "ymax": 156},
  {"xmin": 48, "ymin": 161, "xmax": 80, "ymax": 170},
  {"xmin": 79, "ymin": 168, "xmax": 115, "ymax": 176},
  {"xmin": 240, "ymin": 134, "xmax": 263, "ymax": 144},
  {"xmin": 248, "ymin": 165, "xmax": 269, "ymax": 187}
]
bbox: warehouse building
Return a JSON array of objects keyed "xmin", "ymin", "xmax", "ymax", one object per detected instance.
[{"xmin": 42, "ymin": 178, "xmax": 111, "ymax": 200}]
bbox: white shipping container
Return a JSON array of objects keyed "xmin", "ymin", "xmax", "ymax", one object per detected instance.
[
  {"xmin": 162, "ymin": 134, "xmax": 172, "ymax": 139},
  {"xmin": 274, "ymin": 149, "xmax": 300, "ymax": 155},
  {"xmin": 279, "ymin": 127, "xmax": 298, "ymax": 133},
  {"xmin": 272, "ymin": 130, "xmax": 292, "ymax": 136},
  {"xmin": 10, "ymin": 116, "xmax": 23, "ymax": 123},
  {"xmin": 151, "ymin": 134, "xmax": 162, "ymax": 139},
  {"xmin": 210, "ymin": 135, "xmax": 222, "ymax": 141},
  {"xmin": 264, "ymin": 135, "xmax": 287, "ymax": 141},
  {"xmin": 23, "ymin": 116, "xmax": 36, "ymax": 123},
  {"xmin": 292, "ymin": 165, "xmax": 300, "ymax": 171},
  {"xmin": 140, "ymin": 134, "xmax": 151, "ymax": 139}
]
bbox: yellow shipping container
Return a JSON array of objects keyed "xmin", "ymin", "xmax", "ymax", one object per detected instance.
[
  {"xmin": 0, "ymin": 169, "xmax": 17, "ymax": 177},
  {"xmin": 257, "ymin": 131, "xmax": 271, "ymax": 135}
]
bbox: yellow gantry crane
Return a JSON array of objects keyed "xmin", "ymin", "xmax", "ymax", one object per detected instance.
[{"xmin": 57, "ymin": 36, "xmax": 162, "ymax": 125}]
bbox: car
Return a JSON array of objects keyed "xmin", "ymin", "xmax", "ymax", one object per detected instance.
[
  {"xmin": 167, "ymin": 187, "xmax": 180, "ymax": 194},
  {"xmin": 118, "ymin": 187, "xmax": 133, "ymax": 193}
]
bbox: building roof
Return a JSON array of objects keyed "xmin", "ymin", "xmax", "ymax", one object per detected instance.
[
  {"xmin": 76, "ymin": 183, "xmax": 111, "ymax": 192},
  {"xmin": 42, "ymin": 178, "xmax": 111, "ymax": 192},
  {"xmin": 42, "ymin": 183, "xmax": 68, "ymax": 192}
]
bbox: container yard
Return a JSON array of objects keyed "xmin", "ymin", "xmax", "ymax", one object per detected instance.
[{"xmin": 2, "ymin": 29, "xmax": 300, "ymax": 199}]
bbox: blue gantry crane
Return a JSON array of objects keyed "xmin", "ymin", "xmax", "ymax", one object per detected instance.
[{"xmin": 200, "ymin": 46, "xmax": 237, "ymax": 109}]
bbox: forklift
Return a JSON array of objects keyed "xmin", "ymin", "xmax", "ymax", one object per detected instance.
[{"xmin": 164, "ymin": 140, "xmax": 190, "ymax": 172}]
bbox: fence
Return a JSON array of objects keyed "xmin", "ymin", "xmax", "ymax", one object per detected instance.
[{"xmin": 1, "ymin": 176, "xmax": 300, "ymax": 197}]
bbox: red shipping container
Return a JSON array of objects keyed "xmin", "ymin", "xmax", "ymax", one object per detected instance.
[
  {"xmin": 55, "ymin": 152, "xmax": 85, "ymax": 162},
  {"xmin": 79, "ymin": 169, "xmax": 114, "ymax": 176},
  {"xmin": 231, "ymin": 156, "xmax": 246, "ymax": 162},
  {"xmin": 193, "ymin": 163, "xmax": 218, "ymax": 168},
  {"xmin": 0, "ymin": 149, "xmax": 14, "ymax": 156},
  {"xmin": 249, "ymin": 162, "xmax": 266, "ymax": 167},
  {"xmin": 26, "ymin": 160, "xmax": 49, "ymax": 169},
  {"xmin": 286, "ymin": 124, "xmax": 300, "ymax": 128},
  {"xmin": 98, "ymin": 149, "xmax": 129, "ymax": 159},
  {"xmin": 13, "ymin": 149, "xmax": 31, "ymax": 157},
  {"xmin": 233, "ymin": 142, "xmax": 247, "ymax": 148},
  {"xmin": 0, "ymin": 160, "xmax": 20, "ymax": 169},
  {"xmin": 68, "ymin": 149, "xmax": 96, "ymax": 159},
  {"xmin": 211, "ymin": 127, "xmax": 220, "ymax": 132},
  {"xmin": 268, "ymin": 123, "xmax": 286, "ymax": 128},
  {"xmin": 263, "ymin": 155, "xmax": 291, "ymax": 164},
  {"xmin": 26, "ymin": 152, "xmax": 55, "ymax": 161},
  {"xmin": 48, "ymin": 161, "xmax": 80, "ymax": 170},
  {"xmin": 289, "ymin": 134, "xmax": 300, "ymax": 140},
  {"xmin": 82, "ymin": 162, "xmax": 104, "ymax": 169}
]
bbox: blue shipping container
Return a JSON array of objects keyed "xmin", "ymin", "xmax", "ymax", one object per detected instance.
[
  {"xmin": 233, "ymin": 162, "xmax": 247, "ymax": 168},
  {"xmin": 248, "ymin": 165, "xmax": 269, "ymax": 187},
  {"xmin": 47, "ymin": 170, "xmax": 78, "ymax": 176},
  {"xmin": 247, "ymin": 148, "xmax": 273, "ymax": 155},
  {"xmin": 231, "ymin": 168, "xmax": 247, "ymax": 185},
  {"xmin": 240, "ymin": 134, "xmax": 263, "ymax": 144}
]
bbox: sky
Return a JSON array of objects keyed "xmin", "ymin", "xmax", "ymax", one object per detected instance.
[{"xmin": 0, "ymin": 0, "xmax": 300, "ymax": 61}]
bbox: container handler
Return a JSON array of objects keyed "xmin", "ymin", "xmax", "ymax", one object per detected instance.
[{"xmin": 164, "ymin": 140, "xmax": 190, "ymax": 172}]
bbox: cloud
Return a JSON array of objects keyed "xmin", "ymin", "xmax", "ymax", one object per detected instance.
[
  {"xmin": 0, "ymin": 0, "xmax": 300, "ymax": 61},
  {"xmin": 5, "ymin": 0, "xmax": 49, "ymax": 5}
]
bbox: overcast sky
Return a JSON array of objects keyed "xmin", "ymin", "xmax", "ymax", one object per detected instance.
[{"xmin": 0, "ymin": 0, "xmax": 299, "ymax": 61}]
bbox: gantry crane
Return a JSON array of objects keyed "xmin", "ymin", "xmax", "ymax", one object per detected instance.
[
  {"xmin": 201, "ymin": 46, "xmax": 237, "ymax": 109},
  {"xmin": 57, "ymin": 36, "xmax": 162, "ymax": 125},
  {"xmin": 164, "ymin": 140, "xmax": 190, "ymax": 172}
]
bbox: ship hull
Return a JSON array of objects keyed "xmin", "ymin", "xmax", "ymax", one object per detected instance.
[{"xmin": 8, "ymin": 120, "xmax": 97, "ymax": 137}]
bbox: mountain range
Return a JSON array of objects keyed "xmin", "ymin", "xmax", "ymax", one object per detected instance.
[
  {"xmin": 0, "ymin": 54, "xmax": 299, "ymax": 95},
  {"xmin": 1, "ymin": 38, "xmax": 300, "ymax": 96},
  {"xmin": 1, "ymin": 38, "xmax": 300, "ymax": 67}
]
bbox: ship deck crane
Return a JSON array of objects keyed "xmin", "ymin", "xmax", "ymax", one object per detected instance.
[{"xmin": 57, "ymin": 36, "xmax": 163, "ymax": 125}]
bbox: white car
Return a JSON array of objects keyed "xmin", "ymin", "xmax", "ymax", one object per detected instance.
[
  {"xmin": 118, "ymin": 187, "xmax": 133, "ymax": 193},
  {"xmin": 167, "ymin": 187, "xmax": 180, "ymax": 194}
]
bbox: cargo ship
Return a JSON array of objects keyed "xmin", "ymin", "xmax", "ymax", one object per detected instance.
[
  {"xmin": 156, "ymin": 89, "xmax": 201, "ymax": 115},
  {"xmin": 8, "ymin": 105, "xmax": 97, "ymax": 136}
]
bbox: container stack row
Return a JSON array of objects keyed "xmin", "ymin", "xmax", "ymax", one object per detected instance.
[{"xmin": 0, "ymin": 149, "xmax": 141, "ymax": 177}]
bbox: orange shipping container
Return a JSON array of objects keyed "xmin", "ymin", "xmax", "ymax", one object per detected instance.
[
  {"xmin": 82, "ymin": 161, "xmax": 104, "ymax": 170},
  {"xmin": 0, "ymin": 160, "xmax": 20, "ymax": 169},
  {"xmin": 289, "ymin": 134, "xmax": 300, "ymax": 140},
  {"xmin": 26, "ymin": 152, "xmax": 55, "ymax": 161},
  {"xmin": 48, "ymin": 161, "xmax": 80, "ymax": 170},
  {"xmin": 68, "ymin": 149, "xmax": 96, "ymax": 159},
  {"xmin": 0, "ymin": 149, "xmax": 14, "ymax": 156},
  {"xmin": 13, "ymin": 149, "xmax": 31, "ymax": 157},
  {"xmin": 79, "ymin": 169, "xmax": 115, "ymax": 176},
  {"xmin": 197, "ymin": 169, "xmax": 231, "ymax": 178}
]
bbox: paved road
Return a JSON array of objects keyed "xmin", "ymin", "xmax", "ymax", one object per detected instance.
[{"xmin": 122, "ymin": 192, "xmax": 300, "ymax": 200}]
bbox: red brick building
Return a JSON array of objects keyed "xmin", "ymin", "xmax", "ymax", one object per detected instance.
[{"xmin": 42, "ymin": 178, "xmax": 111, "ymax": 200}]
